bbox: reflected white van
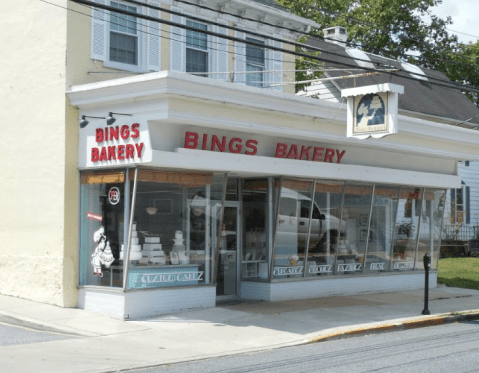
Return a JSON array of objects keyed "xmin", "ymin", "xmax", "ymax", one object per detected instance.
[{"xmin": 277, "ymin": 188, "xmax": 346, "ymax": 252}]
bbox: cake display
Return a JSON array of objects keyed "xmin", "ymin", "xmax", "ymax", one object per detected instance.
[
  {"xmin": 171, "ymin": 230, "xmax": 189, "ymax": 265},
  {"xmin": 141, "ymin": 234, "xmax": 166, "ymax": 264},
  {"xmin": 119, "ymin": 224, "xmax": 142, "ymax": 260}
]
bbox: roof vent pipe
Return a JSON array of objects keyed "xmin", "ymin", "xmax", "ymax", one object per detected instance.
[{"xmin": 323, "ymin": 26, "xmax": 348, "ymax": 45}]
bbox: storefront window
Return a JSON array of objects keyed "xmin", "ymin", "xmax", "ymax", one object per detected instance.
[
  {"xmin": 339, "ymin": 183, "xmax": 373, "ymax": 275},
  {"xmin": 366, "ymin": 186, "xmax": 399, "ymax": 273},
  {"xmin": 306, "ymin": 181, "xmax": 344, "ymax": 277},
  {"xmin": 416, "ymin": 189, "xmax": 446, "ymax": 271},
  {"xmin": 242, "ymin": 179, "xmax": 270, "ymax": 280},
  {"xmin": 80, "ymin": 170, "xmax": 126, "ymax": 287},
  {"xmin": 392, "ymin": 188, "xmax": 423, "ymax": 271},
  {"xmin": 124, "ymin": 170, "xmax": 225, "ymax": 289},
  {"xmin": 272, "ymin": 178, "xmax": 314, "ymax": 279}
]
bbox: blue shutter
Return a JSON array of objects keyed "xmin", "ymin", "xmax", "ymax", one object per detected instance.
[
  {"xmin": 147, "ymin": 1, "xmax": 161, "ymax": 71},
  {"xmin": 91, "ymin": 0, "xmax": 107, "ymax": 61},
  {"xmin": 234, "ymin": 30, "xmax": 246, "ymax": 84},
  {"xmin": 170, "ymin": 8, "xmax": 185, "ymax": 72},
  {"xmin": 271, "ymin": 40, "xmax": 282, "ymax": 91},
  {"xmin": 216, "ymin": 20, "xmax": 229, "ymax": 81},
  {"xmin": 466, "ymin": 186, "xmax": 471, "ymax": 224},
  {"xmin": 450, "ymin": 189, "xmax": 456, "ymax": 221}
]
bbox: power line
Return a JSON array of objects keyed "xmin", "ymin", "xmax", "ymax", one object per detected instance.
[
  {"xmin": 53, "ymin": 0, "xmax": 479, "ymax": 94},
  {"xmin": 278, "ymin": 0, "xmax": 479, "ymax": 65},
  {"xmin": 111, "ymin": 0, "xmax": 479, "ymax": 89}
]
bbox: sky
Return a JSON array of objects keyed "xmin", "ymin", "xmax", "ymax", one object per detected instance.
[{"xmin": 428, "ymin": 0, "xmax": 479, "ymax": 44}]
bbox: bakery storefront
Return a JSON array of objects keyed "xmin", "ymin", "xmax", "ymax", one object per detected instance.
[{"xmin": 70, "ymin": 73, "xmax": 471, "ymax": 320}]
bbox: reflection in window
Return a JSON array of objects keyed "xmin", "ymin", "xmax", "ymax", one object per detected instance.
[
  {"xmin": 242, "ymin": 179, "xmax": 270, "ymax": 279},
  {"xmin": 80, "ymin": 171, "xmax": 126, "ymax": 287},
  {"xmin": 306, "ymin": 181, "xmax": 344, "ymax": 277},
  {"xmin": 366, "ymin": 186, "xmax": 399, "ymax": 273},
  {"xmin": 273, "ymin": 179, "xmax": 313, "ymax": 279},
  {"xmin": 339, "ymin": 184, "xmax": 373, "ymax": 275},
  {"xmin": 416, "ymin": 189, "xmax": 446, "ymax": 270},
  {"xmin": 393, "ymin": 188, "xmax": 423, "ymax": 271},
  {"xmin": 126, "ymin": 170, "xmax": 225, "ymax": 289}
]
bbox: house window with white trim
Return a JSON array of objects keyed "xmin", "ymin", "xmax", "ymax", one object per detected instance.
[
  {"xmin": 246, "ymin": 37, "xmax": 265, "ymax": 87},
  {"xmin": 109, "ymin": 2, "xmax": 138, "ymax": 65},
  {"xmin": 186, "ymin": 20, "xmax": 208, "ymax": 77},
  {"xmin": 91, "ymin": 0, "xmax": 161, "ymax": 73},
  {"xmin": 451, "ymin": 186, "xmax": 468, "ymax": 224}
]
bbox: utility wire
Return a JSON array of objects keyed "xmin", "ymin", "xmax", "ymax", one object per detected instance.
[
  {"xmin": 46, "ymin": 0, "xmax": 479, "ymax": 94},
  {"xmin": 112, "ymin": 0, "xmax": 479, "ymax": 89},
  {"xmin": 73, "ymin": 0, "xmax": 479, "ymax": 93},
  {"xmin": 279, "ymin": 0, "xmax": 479, "ymax": 64}
]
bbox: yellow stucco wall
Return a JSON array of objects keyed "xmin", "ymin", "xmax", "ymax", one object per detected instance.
[{"xmin": 0, "ymin": 0, "xmax": 79, "ymax": 306}]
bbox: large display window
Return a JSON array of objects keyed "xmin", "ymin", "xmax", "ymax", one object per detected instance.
[
  {"xmin": 242, "ymin": 179, "xmax": 272, "ymax": 280},
  {"xmin": 80, "ymin": 170, "xmax": 446, "ymax": 288},
  {"xmin": 270, "ymin": 178, "xmax": 445, "ymax": 281},
  {"xmin": 80, "ymin": 170, "xmax": 128, "ymax": 287},
  {"xmin": 80, "ymin": 168, "xmax": 227, "ymax": 289}
]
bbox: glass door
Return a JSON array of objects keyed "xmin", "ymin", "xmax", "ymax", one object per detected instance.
[{"xmin": 213, "ymin": 203, "xmax": 240, "ymax": 297}]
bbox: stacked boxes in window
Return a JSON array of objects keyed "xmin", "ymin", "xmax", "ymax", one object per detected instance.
[
  {"xmin": 120, "ymin": 224, "xmax": 143, "ymax": 260},
  {"xmin": 142, "ymin": 236, "xmax": 165, "ymax": 264}
]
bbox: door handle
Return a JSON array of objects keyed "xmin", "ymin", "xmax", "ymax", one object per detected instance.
[{"xmin": 300, "ymin": 221, "xmax": 305, "ymax": 226}]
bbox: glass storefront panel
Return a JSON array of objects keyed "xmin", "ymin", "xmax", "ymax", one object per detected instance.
[
  {"xmin": 273, "ymin": 178, "xmax": 314, "ymax": 279},
  {"xmin": 392, "ymin": 188, "xmax": 424, "ymax": 272},
  {"xmin": 80, "ymin": 170, "xmax": 126, "ymax": 287},
  {"xmin": 81, "ymin": 168, "xmax": 446, "ymax": 288},
  {"xmin": 365, "ymin": 186, "xmax": 399, "ymax": 273},
  {"xmin": 123, "ymin": 169, "xmax": 225, "ymax": 289},
  {"xmin": 242, "ymin": 179, "xmax": 270, "ymax": 280},
  {"xmin": 306, "ymin": 181, "xmax": 344, "ymax": 277},
  {"xmin": 339, "ymin": 183, "xmax": 373, "ymax": 275},
  {"xmin": 416, "ymin": 189, "xmax": 446, "ymax": 271}
]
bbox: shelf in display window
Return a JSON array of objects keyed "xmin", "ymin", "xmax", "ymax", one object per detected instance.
[{"xmin": 242, "ymin": 260, "xmax": 267, "ymax": 263}]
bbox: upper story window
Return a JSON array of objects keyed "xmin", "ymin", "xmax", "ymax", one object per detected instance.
[
  {"xmin": 186, "ymin": 20, "xmax": 208, "ymax": 76},
  {"xmin": 109, "ymin": 2, "xmax": 138, "ymax": 65},
  {"xmin": 91, "ymin": 0, "xmax": 161, "ymax": 73},
  {"xmin": 234, "ymin": 32, "xmax": 282, "ymax": 91},
  {"xmin": 246, "ymin": 37, "xmax": 265, "ymax": 88}
]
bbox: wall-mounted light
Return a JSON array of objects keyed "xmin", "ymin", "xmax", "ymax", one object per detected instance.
[
  {"xmin": 79, "ymin": 115, "xmax": 105, "ymax": 128},
  {"xmin": 106, "ymin": 112, "xmax": 132, "ymax": 126}
]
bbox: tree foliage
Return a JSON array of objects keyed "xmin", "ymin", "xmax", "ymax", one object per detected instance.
[{"xmin": 277, "ymin": 0, "xmax": 479, "ymax": 106}]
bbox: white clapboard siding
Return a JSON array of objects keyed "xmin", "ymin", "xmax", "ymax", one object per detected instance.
[{"xmin": 458, "ymin": 161, "xmax": 479, "ymax": 227}]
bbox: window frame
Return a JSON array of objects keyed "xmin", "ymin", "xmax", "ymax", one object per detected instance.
[
  {"xmin": 103, "ymin": 0, "xmax": 148, "ymax": 73},
  {"xmin": 245, "ymin": 36, "xmax": 266, "ymax": 88},
  {"xmin": 185, "ymin": 19, "xmax": 210, "ymax": 77},
  {"xmin": 451, "ymin": 186, "xmax": 466, "ymax": 224}
]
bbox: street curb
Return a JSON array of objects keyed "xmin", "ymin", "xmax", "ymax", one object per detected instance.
[{"xmin": 308, "ymin": 311, "xmax": 479, "ymax": 344}]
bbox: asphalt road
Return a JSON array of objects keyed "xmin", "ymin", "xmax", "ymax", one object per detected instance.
[
  {"xmin": 128, "ymin": 321, "xmax": 479, "ymax": 373},
  {"xmin": 0, "ymin": 322, "xmax": 73, "ymax": 347}
]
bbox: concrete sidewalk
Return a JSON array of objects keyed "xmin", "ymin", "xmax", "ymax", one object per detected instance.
[{"xmin": 1, "ymin": 285, "xmax": 479, "ymax": 373}]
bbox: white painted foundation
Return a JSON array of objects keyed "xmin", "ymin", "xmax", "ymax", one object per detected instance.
[
  {"xmin": 78, "ymin": 285, "xmax": 216, "ymax": 320},
  {"xmin": 240, "ymin": 272, "xmax": 437, "ymax": 301}
]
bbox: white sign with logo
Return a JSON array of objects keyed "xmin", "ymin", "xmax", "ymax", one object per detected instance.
[
  {"xmin": 78, "ymin": 117, "xmax": 152, "ymax": 168},
  {"xmin": 342, "ymin": 83, "xmax": 404, "ymax": 139}
]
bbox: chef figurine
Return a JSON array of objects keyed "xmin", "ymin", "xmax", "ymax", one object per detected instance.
[{"xmin": 91, "ymin": 226, "xmax": 114, "ymax": 277}]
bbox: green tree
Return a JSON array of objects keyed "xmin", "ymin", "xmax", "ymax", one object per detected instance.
[{"xmin": 278, "ymin": 0, "xmax": 479, "ymax": 105}]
